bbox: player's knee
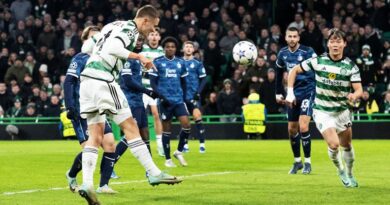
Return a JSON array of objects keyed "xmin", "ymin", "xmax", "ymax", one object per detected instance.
[
  {"xmin": 288, "ymin": 124, "xmax": 299, "ymax": 136},
  {"xmin": 328, "ymin": 143, "xmax": 339, "ymax": 150},
  {"xmin": 288, "ymin": 129, "xmax": 298, "ymax": 137},
  {"xmin": 299, "ymin": 125, "xmax": 309, "ymax": 133},
  {"xmin": 103, "ymin": 142, "xmax": 116, "ymax": 152},
  {"xmin": 102, "ymin": 135, "xmax": 116, "ymax": 152},
  {"xmin": 182, "ymin": 123, "xmax": 191, "ymax": 130}
]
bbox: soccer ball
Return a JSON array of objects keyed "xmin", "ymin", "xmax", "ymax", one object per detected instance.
[{"xmin": 232, "ymin": 41, "xmax": 258, "ymax": 65}]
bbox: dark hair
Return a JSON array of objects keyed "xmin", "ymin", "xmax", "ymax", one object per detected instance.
[
  {"xmin": 135, "ymin": 5, "xmax": 159, "ymax": 19},
  {"xmin": 161, "ymin": 36, "xmax": 178, "ymax": 48},
  {"xmin": 328, "ymin": 28, "xmax": 346, "ymax": 41},
  {"xmin": 286, "ymin": 27, "xmax": 299, "ymax": 33}
]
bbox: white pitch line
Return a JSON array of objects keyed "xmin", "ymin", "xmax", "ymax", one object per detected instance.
[{"xmin": 2, "ymin": 171, "xmax": 239, "ymax": 196}]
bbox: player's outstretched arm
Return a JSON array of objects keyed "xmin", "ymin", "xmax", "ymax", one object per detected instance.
[
  {"xmin": 286, "ymin": 65, "xmax": 304, "ymax": 108},
  {"xmin": 103, "ymin": 37, "xmax": 153, "ymax": 70},
  {"xmin": 122, "ymin": 74, "xmax": 148, "ymax": 93}
]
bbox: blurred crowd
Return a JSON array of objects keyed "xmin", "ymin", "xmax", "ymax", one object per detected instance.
[{"xmin": 0, "ymin": 0, "xmax": 389, "ymax": 119}]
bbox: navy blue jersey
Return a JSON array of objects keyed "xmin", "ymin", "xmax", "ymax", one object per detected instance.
[
  {"xmin": 183, "ymin": 58, "xmax": 206, "ymax": 101},
  {"xmin": 276, "ymin": 44, "xmax": 316, "ymax": 99},
  {"xmin": 64, "ymin": 53, "xmax": 89, "ymax": 112},
  {"xmin": 119, "ymin": 59, "xmax": 144, "ymax": 108},
  {"xmin": 150, "ymin": 56, "xmax": 188, "ymax": 105}
]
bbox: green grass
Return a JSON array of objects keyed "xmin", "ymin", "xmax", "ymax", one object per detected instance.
[{"xmin": 0, "ymin": 140, "xmax": 389, "ymax": 205}]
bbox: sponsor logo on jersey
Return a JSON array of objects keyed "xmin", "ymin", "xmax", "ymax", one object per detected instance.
[
  {"xmin": 190, "ymin": 63, "xmax": 195, "ymax": 68},
  {"xmin": 165, "ymin": 69, "xmax": 177, "ymax": 78},
  {"xmin": 297, "ymin": 55, "xmax": 303, "ymax": 61},
  {"xmin": 328, "ymin": 73, "xmax": 336, "ymax": 80}
]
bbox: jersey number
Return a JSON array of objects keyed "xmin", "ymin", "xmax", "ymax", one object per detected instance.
[{"xmin": 96, "ymin": 30, "xmax": 113, "ymax": 52}]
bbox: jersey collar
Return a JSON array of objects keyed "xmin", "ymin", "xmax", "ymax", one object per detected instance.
[
  {"xmin": 288, "ymin": 44, "xmax": 300, "ymax": 53},
  {"xmin": 327, "ymin": 53, "xmax": 345, "ymax": 62},
  {"xmin": 164, "ymin": 56, "xmax": 176, "ymax": 61}
]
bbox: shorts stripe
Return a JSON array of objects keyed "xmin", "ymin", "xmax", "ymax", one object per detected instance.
[
  {"xmin": 112, "ymin": 85, "xmax": 122, "ymax": 109},
  {"xmin": 108, "ymin": 84, "xmax": 121, "ymax": 109},
  {"xmin": 183, "ymin": 103, "xmax": 189, "ymax": 114}
]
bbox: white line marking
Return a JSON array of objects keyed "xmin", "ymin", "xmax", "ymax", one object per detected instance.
[{"xmin": 2, "ymin": 171, "xmax": 238, "ymax": 196}]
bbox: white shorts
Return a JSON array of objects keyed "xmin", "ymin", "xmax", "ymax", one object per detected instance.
[
  {"xmin": 143, "ymin": 93, "xmax": 157, "ymax": 108},
  {"xmin": 79, "ymin": 77, "xmax": 132, "ymax": 125},
  {"xmin": 312, "ymin": 109, "xmax": 352, "ymax": 134}
]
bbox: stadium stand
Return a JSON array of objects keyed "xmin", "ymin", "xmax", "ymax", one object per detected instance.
[{"xmin": 0, "ymin": 0, "xmax": 389, "ymax": 119}]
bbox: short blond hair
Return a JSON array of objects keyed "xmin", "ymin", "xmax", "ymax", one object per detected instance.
[
  {"xmin": 135, "ymin": 5, "xmax": 159, "ymax": 19},
  {"xmin": 81, "ymin": 26, "xmax": 100, "ymax": 41}
]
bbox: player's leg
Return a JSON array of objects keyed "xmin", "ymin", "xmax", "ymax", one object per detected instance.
[
  {"xmin": 287, "ymin": 105, "xmax": 302, "ymax": 174},
  {"xmin": 161, "ymin": 119, "xmax": 176, "ymax": 167},
  {"xmin": 79, "ymin": 119, "xmax": 105, "ymax": 205},
  {"xmin": 66, "ymin": 118, "xmax": 88, "ymax": 192},
  {"xmin": 150, "ymin": 104, "xmax": 164, "ymax": 156},
  {"xmin": 77, "ymin": 78, "xmax": 107, "ymax": 204},
  {"xmin": 193, "ymin": 107, "xmax": 206, "ymax": 153},
  {"xmin": 119, "ymin": 116, "xmax": 181, "ymax": 185},
  {"xmin": 338, "ymin": 127, "xmax": 357, "ymax": 187},
  {"xmin": 132, "ymin": 106, "xmax": 151, "ymax": 153},
  {"xmin": 182, "ymin": 102, "xmax": 193, "ymax": 153},
  {"xmin": 173, "ymin": 103, "xmax": 191, "ymax": 166},
  {"xmin": 300, "ymin": 95, "xmax": 314, "ymax": 174},
  {"xmin": 299, "ymin": 115, "xmax": 312, "ymax": 174},
  {"xmin": 97, "ymin": 122, "xmax": 118, "ymax": 194},
  {"xmin": 112, "ymin": 83, "xmax": 180, "ymax": 185},
  {"xmin": 313, "ymin": 110, "xmax": 349, "ymax": 187},
  {"xmin": 337, "ymin": 110, "xmax": 358, "ymax": 187}
]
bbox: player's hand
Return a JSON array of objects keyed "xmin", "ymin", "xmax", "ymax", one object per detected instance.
[
  {"xmin": 139, "ymin": 55, "xmax": 156, "ymax": 71},
  {"xmin": 146, "ymin": 90, "xmax": 160, "ymax": 99},
  {"xmin": 275, "ymin": 94, "xmax": 285, "ymax": 104},
  {"xmin": 66, "ymin": 107, "xmax": 79, "ymax": 120},
  {"xmin": 285, "ymin": 88, "xmax": 296, "ymax": 108},
  {"xmin": 347, "ymin": 93, "xmax": 358, "ymax": 103}
]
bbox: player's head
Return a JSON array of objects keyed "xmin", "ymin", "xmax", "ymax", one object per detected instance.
[
  {"xmin": 161, "ymin": 36, "xmax": 178, "ymax": 58},
  {"xmin": 183, "ymin": 41, "xmax": 194, "ymax": 56},
  {"xmin": 285, "ymin": 27, "xmax": 300, "ymax": 49},
  {"xmin": 134, "ymin": 35, "xmax": 144, "ymax": 53},
  {"xmin": 327, "ymin": 28, "xmax": 346, "ymax": 57},
  {"xmin": 134, "ymin": 5, "xmax": 160, "ymax": 37},
  {"xmin": 81, "ymin": 26, "xmax": 100, "ymax": 42},
  {"xmin": 147, "ymin": 28, "xmax": 161, "ymax": 48}
]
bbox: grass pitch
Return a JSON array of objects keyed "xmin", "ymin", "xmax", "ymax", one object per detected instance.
[{"xmin": 0, "ymin": 140, "xmax": 389, "ymax": 205}]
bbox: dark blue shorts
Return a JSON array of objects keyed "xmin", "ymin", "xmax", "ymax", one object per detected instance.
[
  {"xmin": 159, "ymin": 102, "xmax": 189, "ymax": 121},
  {"xmin": 72, "ymin": 119, "xmax": 112, "ymax": 144},
  {"xmin": 287, "ymin": 92, "xmax": 315, "ymax": 121},
  {"xmin": 131, "ymin": 106, "xmax": 148, "ymax": 129},
  {"xmin": 185, "ymin": 100, "xmax": 201, "ymax": 114}
]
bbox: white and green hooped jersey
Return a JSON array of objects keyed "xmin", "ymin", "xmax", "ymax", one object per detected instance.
[
  {"xmin": 300, "ymin": 54, "xmax": 361, "ymax": 113},
  {"xmin": 82, "ymin": 20, "xmax": 139, "ymax": 81},
  {"xmin": 140, "ymin": 44, "xmax": 164, "ymax": 89}
]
